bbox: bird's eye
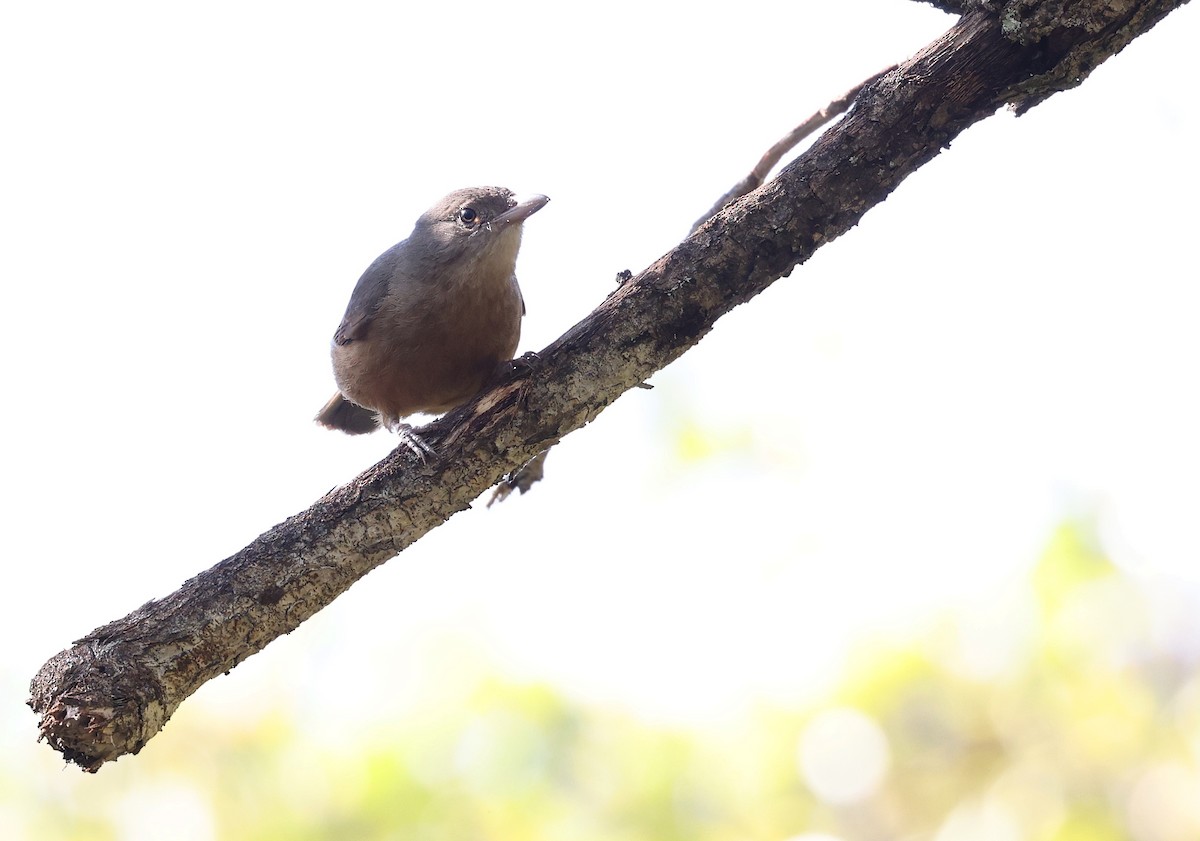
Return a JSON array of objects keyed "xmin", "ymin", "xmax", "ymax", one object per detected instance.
[{"xmin": 458, "ymin": 207, "xmax": 478, "ymax": 226}]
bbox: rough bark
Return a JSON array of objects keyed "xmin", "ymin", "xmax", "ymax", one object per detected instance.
[{"xmin": 30, "ymin": 0, "xmax": 1190, "ymax": 771}]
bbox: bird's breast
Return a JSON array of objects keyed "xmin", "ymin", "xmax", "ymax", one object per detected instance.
[{"xmin": 331, "ymin": 258, "xmax": 523, "ymax": 420}]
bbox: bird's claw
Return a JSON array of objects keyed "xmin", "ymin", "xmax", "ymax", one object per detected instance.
[
  {"xmin": 511, "ymin": 351, "xmax": 541, "ymax": 375},
  {"xmin": 385, "ymin": 421, "xmax": 439, "ymax": 462}
]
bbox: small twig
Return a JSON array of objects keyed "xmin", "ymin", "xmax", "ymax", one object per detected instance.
[
  {"xmin": 487, "ymin": 450, "xmax": 550, "ymax": 506},
  {"xmin": 690, "ymin": 64, "xmax": 899, "ymax": 233}
]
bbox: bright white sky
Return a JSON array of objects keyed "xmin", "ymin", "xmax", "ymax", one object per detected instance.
[{"xmin": 2, "ymin": 0, "xmax": 1198, "ymax": 760}]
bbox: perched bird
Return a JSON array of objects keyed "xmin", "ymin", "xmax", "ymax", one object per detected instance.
[{"xmin": 315, "ymin": 187, "xmax": 548, "ymax": 444}]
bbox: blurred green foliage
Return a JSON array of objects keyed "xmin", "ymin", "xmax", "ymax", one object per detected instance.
[{"xmin": 8, "ymin": 521, "xmax": 1200, "ymax": 841}]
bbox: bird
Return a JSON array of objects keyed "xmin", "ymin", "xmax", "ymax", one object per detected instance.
[{"xmin": 315, "ymin": 186, "xmax": 548, "ymax": 450}]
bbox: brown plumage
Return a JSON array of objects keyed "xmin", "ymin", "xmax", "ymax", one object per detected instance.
[{"xmin": 315, "ymin": 187, "xmax": 548, "ymax": 435}]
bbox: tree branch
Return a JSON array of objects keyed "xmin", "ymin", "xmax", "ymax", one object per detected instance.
[{"xmin": 29, "ymin": 0, "xmax": 1190, "ymax": 771}]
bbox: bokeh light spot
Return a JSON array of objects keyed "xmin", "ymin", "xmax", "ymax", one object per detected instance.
[{"xmin": 796, "ymin": 707, "xmax": 890, "ymax": 804}]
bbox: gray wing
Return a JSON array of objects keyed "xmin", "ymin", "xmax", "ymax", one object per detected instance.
[{"xmin": 332, "ymin": 243, "xmax": 402, "ymax": 346}]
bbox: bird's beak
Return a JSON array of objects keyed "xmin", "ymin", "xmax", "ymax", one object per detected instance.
[{"xmin": 491, "ymin": 194, "xmax": 550, "ymax": 230}]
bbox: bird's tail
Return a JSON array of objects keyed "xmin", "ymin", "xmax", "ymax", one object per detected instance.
[{"xmin": 315, "ymin": 393, "xmax": 379, "ymax": 435}]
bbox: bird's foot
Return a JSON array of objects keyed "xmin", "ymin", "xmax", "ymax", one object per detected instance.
[
  {"xmin": 510, "ymin": 351, "xmax": 541, "ymax": 375},
  {"xmin": 384, "ymin": 421, "xmax": 439, "ymax": 462}
]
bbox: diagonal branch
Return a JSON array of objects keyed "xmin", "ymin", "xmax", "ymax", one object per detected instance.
[{"xmin": 29, "ymin": 0, "xmax": 1190, "ymax": 771}]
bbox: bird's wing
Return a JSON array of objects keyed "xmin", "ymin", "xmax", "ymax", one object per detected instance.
[{"xmin": 332, "ymin": 246, "xmax": 398, "ymax": 346}]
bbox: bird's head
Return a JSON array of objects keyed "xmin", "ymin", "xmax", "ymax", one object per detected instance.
[{"xmin": 410, "ymin": 186, "xmax": 549, "ymax": 273}]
